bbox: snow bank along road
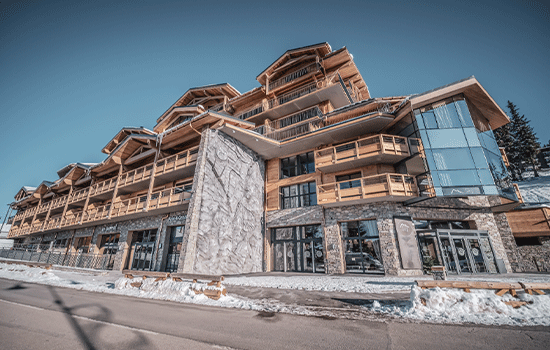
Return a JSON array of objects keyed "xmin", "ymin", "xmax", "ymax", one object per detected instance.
[
  {"xmin": 2, "ymin": 278, "xmax": 550, "ymax": 350},
  {"xmin": 2, "ymin": 262, "xmax": 550, "ymax": 327}
]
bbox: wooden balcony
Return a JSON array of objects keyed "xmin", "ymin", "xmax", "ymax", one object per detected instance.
[
  {"xmin": 44, "ymin": 215, "xmax": 62, "ymax": 231},
  {"xmin": 317, "ymin": 173, "xmax": 418, "ymax": 207},
  {"xmin": 14, "ymin": 211, "xmax": 25, "ymax": 221},
  {"xmin": 315, "ymin": 134, "xmax": 411, "ymax": 173},
  {"xmin": 268, "ymin": 62, "xmax": 321, "ymax": 92},
  {"xmin": 118, "ymin": 164, "xmax": 154, "ymax": 189},
  {"xmin": 82, "ymin": 203, "xmax": 111, "ymax": 223},
  {"xmin": 61, "ymin": 211, "xmax": 83, "ymax": 227},
  {"xmin": 154, "ymin": 146, "xmax": 199, "ymax": 180},
  {"xmin": 50, "ymin": 195, "xmax": 69, "ymax": 211},
  {"xmin": 89, "ymin": 178, "xmax": 117, "ymax": 198},
  {"xmin": 37, "ymin": 201, "xmax": 51, "ymax": 214},
  {"xmin": 148, "ymin": 187, "xmax": 192, "ymax": 210},
  {"xmin": 110, "ymin": 195, "xmax": 148, "ymax": 218},
  {"xmin": 31, "ymin": 220, "xmax": 45, "ymax": 232},
  {"xmin": 69, "ymin": 187, "xmax": 90, "ymax": 204}
]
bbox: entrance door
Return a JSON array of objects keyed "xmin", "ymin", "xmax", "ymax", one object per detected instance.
[
  {"xmin": 341, "ymin": 220, "xmax": 384, "ymax": 274},
  {"xmin": 164, "ymin": 226, "xmax": 184, "ymax": 272},
  {"xmin": 131, "ymin": 229, "xmax": 157, "ymax": 271},
  {"xmin": 272, "ymin": 225, "xmax": 324, "ymax": 273},
  {"xmin": 452, "ymin": 237, "xmax": 473, "ymax": 273}
]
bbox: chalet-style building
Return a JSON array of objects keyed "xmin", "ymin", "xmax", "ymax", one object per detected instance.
[{"xmin": 6, "ymin": 42, "xmax": 523, "ymax": 276}]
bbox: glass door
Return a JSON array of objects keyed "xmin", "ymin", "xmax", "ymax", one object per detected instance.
[{"xmin": 452, "ymin": 238, "xmax": 473, "ymax": 273}]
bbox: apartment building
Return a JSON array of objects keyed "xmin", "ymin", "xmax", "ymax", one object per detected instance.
[{"xmin": 6, "ymin": 42, "xmax": 522, "ymax": 276}]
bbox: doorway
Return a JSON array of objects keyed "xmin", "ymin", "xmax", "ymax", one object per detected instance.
[
  {"xmin": 130, "ymin": 229, "xmax": 158, "ymax": 271},
  {"xmin": 272, "ymin": 225, "xmax": 325, "ymax": 273}
]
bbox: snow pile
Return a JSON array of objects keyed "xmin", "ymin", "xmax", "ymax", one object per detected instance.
[
  {"xmin": 370, "ymin": 286, "xmax": 550, "ymax": 326},
  {"xmin": 225, "ymin": 275, "xmax": 416, "ymax": 293}
]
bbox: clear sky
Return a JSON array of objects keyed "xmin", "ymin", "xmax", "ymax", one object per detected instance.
[{"xmin": 0, "ymin": 0, "xmax": 549, "ymax": 219}]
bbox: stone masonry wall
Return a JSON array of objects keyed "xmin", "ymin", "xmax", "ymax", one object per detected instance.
[
  {"xmin": 179, "ymin": 128, "xmax": 265, "ymax": 275},
  {"xmin": 517, "ymin": 237, "xmax": 550, "ymax": 272}
]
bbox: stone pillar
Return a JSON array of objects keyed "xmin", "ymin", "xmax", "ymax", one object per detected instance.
[{"xmin": 178, "ymin": 128, "xmax": 265, "ymax": 275}]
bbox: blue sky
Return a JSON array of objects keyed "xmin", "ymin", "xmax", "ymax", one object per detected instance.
[{"xmin": 0, "ymin": 0, "xmax": 549, "ymax": 219}]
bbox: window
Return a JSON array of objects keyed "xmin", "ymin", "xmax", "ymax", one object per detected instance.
[
  {"xmin": 280, "ymin": 152, "xmax": 315, "ymax": 178},
  {"xmin": 336, "ymin": 172, "xmax": 362, "ymax": 189},
  {"xmin": 341, "ymin": 220, "xmax": 384, "ymax": 273},
  {"xmin": 280, "ymin": 182, "xmax": 317, "ymax": 209},
  {"xmin": 271, "ymin": 225, "xmax": 324, "ymax": 273}
]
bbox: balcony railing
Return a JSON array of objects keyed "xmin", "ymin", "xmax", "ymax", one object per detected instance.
[
  {"xmin": 148, "ymin": 186, "xmax": 192, "ymax": 210},
  {"xmin": 318, "ymin": 173, "xmax": 418, "ymax": 205},
  {"xmin": 89, "ymin": 178, "xmax": 117, "ymax": 197},
  {"xmin": 155, "ymin": 146, "xmax": 199, "ymax": 176},
  {"xmin": 61, "ymin": 211, "xmax": 83, "ymax": 227},
  {"xmin": 44, "ymin": 216, "xmax": 62, "ymax": 231},
  {"xmin": 315, "ymin": 134, "xmax": 410, "ymax": 169},
  {"xmin": 69, "ymin": 187, "xmax": 90, "ymax": 204},
  {"xmin": 118, "ymin": 164, "xmax": 154, "ymax": 188},
  {"xmin": 31, "ymin": 220, "xmax": 45, "ymax": 232},
  {"xmin": 268, "ymin": 80, "xmax": 319, "ymax": 109},
  {"xmin": 236, "ymin": 102, "xmax": 265, "ymax": 120},
  {"xmin": 37, "ymin": 201, "xmax": 51, "ymax": 214},
  {"xmin": 110, "ymin": 195, "xmax": 148, "ymax": 218},
  {"xmin": 14, "ymin": 211, "xmax": 25, "ymax": 221},
  {"xmin": 268, "ymin": 62, "xmax": 321, "ymax": 91},
  {"xmin": 50, "ymin": 195, "xmax": 69, "ymax": 210},
  {"xmin": 82, "ymin": 203, "xmax": 111, "ymax": 223}
]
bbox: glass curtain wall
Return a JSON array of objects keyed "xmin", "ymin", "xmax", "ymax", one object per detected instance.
[{"xmin": 406, "ymin": 95, "xmax": 516, "ymax": 200}]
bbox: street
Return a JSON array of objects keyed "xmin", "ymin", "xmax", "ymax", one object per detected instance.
[{"xmin": 0, "ymin": 278, "xmax": 549, "ymax": 349}]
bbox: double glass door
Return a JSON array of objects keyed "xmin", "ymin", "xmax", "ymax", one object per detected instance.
[
  {"xmin": 419, "ymin": 230, "xmax": 497, "ymax": 274},
  {"xmin": 272, "ymin": 225, "xmax": 325, "ymax": 273},
  {"xmin": 131, "ymin": 229, "xmax": 157, "ymax": 271}
]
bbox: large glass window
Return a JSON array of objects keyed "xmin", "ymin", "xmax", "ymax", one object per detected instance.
[
  {"xmin": 280, "ymin": 152, "xmax": 315, "ymax": 178},
  {"xmin": 341, "ymin": 220, "xmax": 384, "ymax": 273},
  {"xmin": 280, "ymin": 182, "xmax": 317, "ymax": 209},
  {"xmin": 413, "ymin": 95, "xmax": 516, "ymax": 200}
]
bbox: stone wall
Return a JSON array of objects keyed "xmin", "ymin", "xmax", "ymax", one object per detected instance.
[
  {"xmin": 517, "ymin": 237, "xmax": 550, "ymax": 272},
  {"xmin": 266, "ymin": 196, "xmax": 514, "ymax": 276},
  {"xmin": 179, "ymin": 128, "xmax": 265, "ymax": 275}
]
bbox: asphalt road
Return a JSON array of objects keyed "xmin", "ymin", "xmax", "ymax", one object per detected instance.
[{"xmin": 0, "ymin": 278, "xmax": 549, "ymax": 350}]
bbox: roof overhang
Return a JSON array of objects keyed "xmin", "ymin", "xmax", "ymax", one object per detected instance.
[
  {"xmin": 409, "ymin": 76, "xmax": 510, "ymax": 129},
  {"xmin": 218, "ymin": 112, "xmax": 395, "ymax": 159},
  {"xmin": 102, "ymin": 127, "xmax": 155, "ymax": 155}
]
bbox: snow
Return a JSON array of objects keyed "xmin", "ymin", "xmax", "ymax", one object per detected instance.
[
  {"xmin": 515, "ymin": 171, "xmax": 550, "ymax": 204},
  {"xmin": 2, "ymin": 262, "xmax": 550, "ymax": 327}
]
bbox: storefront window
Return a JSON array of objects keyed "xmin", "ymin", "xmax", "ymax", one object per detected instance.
[{"xmin": 341, "ymin": 220, "xmax": 384, "ymax": 273}]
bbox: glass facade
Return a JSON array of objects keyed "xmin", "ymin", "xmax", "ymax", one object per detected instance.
[{"xmin": 411, "ymin": 95, "xmax": 516, "ymax": 200}]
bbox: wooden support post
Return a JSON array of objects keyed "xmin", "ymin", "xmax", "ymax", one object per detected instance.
[
  {"xmin": 80, "ymin": 179, "xmax": 94, "ymax": 224},
  {"xmin": 387, "ymin": 174, "xmax": 393, "ymax": 196},
  {"xmin": 30, "ymin": 197, "xmax": 42, "ymax": 229},
  {"xmin": 107, "ymin": 165, "xmax": 123, "ymax": 218},
  {"xmin": 144, "ymin": 147, "xmax": 160, "ymax": 211},
  {"xmin": 60, "ymin": 187, "xmax": 73, "ymax": 223}
]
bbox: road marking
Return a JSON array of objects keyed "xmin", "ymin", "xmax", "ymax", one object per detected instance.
[{"xmin": 0, "ymin": 298, "xmax": 159, "ymax": 335}]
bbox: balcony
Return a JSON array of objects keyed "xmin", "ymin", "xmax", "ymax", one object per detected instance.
[
  {"xmin": 89, "ymin": 177, "xmax": 117, "ymax": 198},
  {"xmin": 31, "ymin": 220, "xmax": 45, "ymax": 232},
  {"xmin": 148, "ymin": 186, "xmax": 192, "ymax": 210},
  {"xmin": 44, "ymin": 215, "xmax": 62, "ymax": 231},
  {"xmin": 50, "ymin": 195, "xmax": 69, "ymax": 211},
  {"xmin": 118, "ymin": 164, "xmax": 154, "ymax": 191},
  {"xmin": 314, "ymin": 134, "xmax": 411, "ymax": 173},
  {"xmin": 14, "ymin": 211, "xmax": 25, "ymax": 221},
  {"xmin": 37, "ymin": 201, "xmax": 51, "ymax": 214},
  {"xmin": 154, "ymin": 146, "xmax": 199, "ymax": 183},
  {"xmin": 69, "ymin": 187, "xmax": 90, "ymax": 204},
  {"xmin": 240, "ymin": 73, "xmax": 350, "ymax": 124},
  {"xmin": 82, "ymin": 203, "xmax": 111, "ymax": 223},
  {"xmin": 317, "ymin": 173, "xmax": 418, "ymax": 207},
  {"xmin": 268, "ymin": 62, "xmax": 321, "ymax": 92},
  {"xmin": 60, "ymin": 211, "xmax": 83, "ymax": 227}
]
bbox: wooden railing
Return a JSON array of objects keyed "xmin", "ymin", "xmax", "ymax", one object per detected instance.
[
  {"xmin": 236, "ymin": 102, "xmax": 265, "ymax": 120},
  {"xmin": 60, "ymin": 211, "xmax": 83, "ymax": 227},
  {"xmin": 50, "ymin": 195, "xmax": 69, "ymax": 210},
  {"xmin": 31, "ymin": 220, "xmax": 45, "ymax": 232},
  {"xmin": 82, "ymin": 203, "xmax": 111, "ymax": 223},
  {"xmin": 268, "ymin": 80, "xmax": 319, "ymax": 109},
  {"xmin": 89, "ymin": 178, "xmax": 117, "ymax": 197},
  {"xmin": 315, "ymin": 134, "xmax": 410, "ymax": 168},
  {"xmin": 118, "ymin": 164, "xmax": 154, "ymax": 188},
  {"xmin": 14, "ymin": 211, "xmax": 25, "ymax": 221},
  {"xmin": 37, "ymin": 201, "xmax": 51, "ymax": 214},
  {"xmin": 155, "ymin": 146, "xmax": 199, "ymax": 176},
  {"xmin": 318, "ymin": 173, "xmax": 418, "ymax": 205},
  {"xmin": 110, "ymin": 195, "xmax": 148, "ymax": 218},
  {"xmin": 148, "ymin": 186, "xmax": 192, "ymax": 210},
  {"xmin": 44, "ymin": 216, "xmax": 62, "ymax": 231},
  {"xmin": 268, "ymin": 62, "xmax": 321, "ymax": 91},
  {"xmin": 69, "ymin": 187, "xmax": 90, "ymax": 204}
]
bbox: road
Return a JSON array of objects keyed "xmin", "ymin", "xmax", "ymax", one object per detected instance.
[{"xmin": 0, "ymin": 278, "xmax": 549, "ymax": 349}]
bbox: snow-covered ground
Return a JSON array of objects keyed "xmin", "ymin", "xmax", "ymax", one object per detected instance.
[
  {"xmin": 2, "ymin": 262, "xmax": 550, "ymax": 327},
  {"xmin": 515, "ymin": 170, "xmax": 550, "ymax": 204}
]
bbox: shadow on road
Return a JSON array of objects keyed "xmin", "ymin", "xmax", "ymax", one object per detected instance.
[{"xmin": 46, "ymin": 285, "xmax": 150, "ymax": 350}]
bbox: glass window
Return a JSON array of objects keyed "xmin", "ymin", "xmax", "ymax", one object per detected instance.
[
  {"xmin": 421, "ymin": 110, "xmax": 438, "ymax": 129},
  {"xmin": 454, "ymin": 99, "xmax": 474, "ymax": 127},
  {"xmin": 469, "ymin": 148, "xmax": 489, "ymax": 169},
  {"xmin": 280, "ymin": 152, "xmax": 315, "ymax": 179},
  {"xmin": 336, "ymin": 172, "xmax": 362, "ymax": 189},
  {"xmin": 433, "ymin": 102, "xmax": 462, "ymax": 128},
  {"xmin": 430, "ymin": 148, "xmax": 475, "ymax": 170},
  {"xmin": 280, "ymin": 182, "xmax": 317, "ymax": 209},
  {"xmin": 426, "ymin": 129, "xmax": 468, "ymax": 148},
  {"xmin": 438, "ymin": 170, "xmax": 480, "ymax": 187},
  {"xmin": 463, "ymin": 128, "xmax": 481, "ymax": 147}
]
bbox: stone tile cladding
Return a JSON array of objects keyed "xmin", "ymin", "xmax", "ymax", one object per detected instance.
[
  {"xmin": 517, "ymin": 237, "xmax": 550, "ymax": 272},
  {"xmin": 179, "ymin": 129, "xmax": 265, "ymax": 274},
  {"xmin": 267, "ymin": 196, "xmax": 514, "ymax": 276}
]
